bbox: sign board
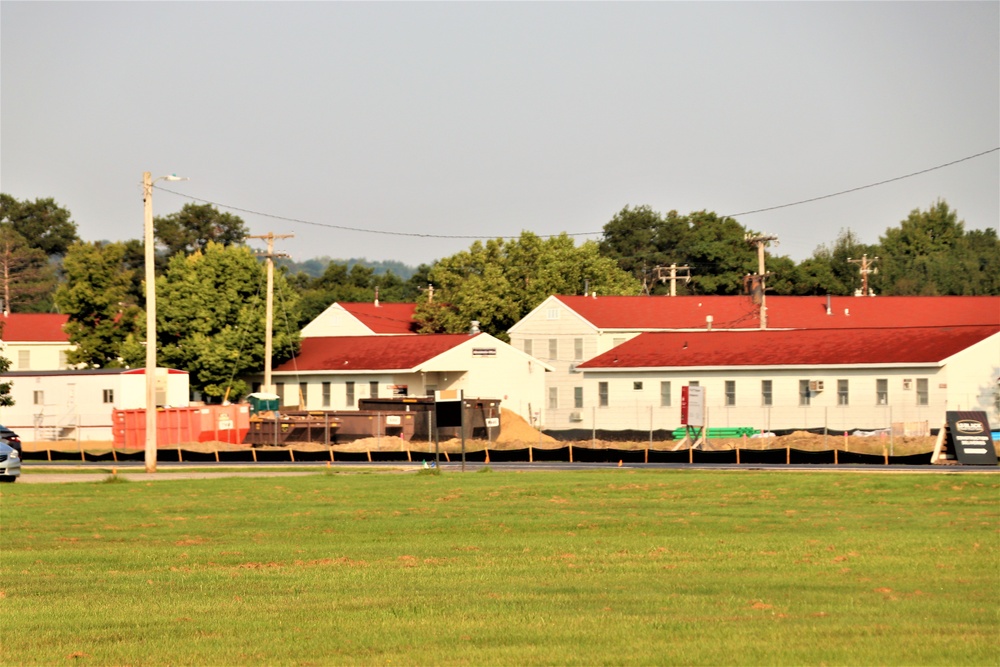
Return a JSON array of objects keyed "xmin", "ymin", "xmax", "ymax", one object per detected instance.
[
  {"xmin": 934, "ymin": 411, "xmax": 997, "ymax": 465},
  {"xmin": 485, "ymin": 417, "xmax": 500, "ymax": 428},
  {"xmin": 385, "ymin": 415, "xmax": 402, "ymax": 426},
  {"xmin": 680, "ymin": 385, "xmax": 705, "ymax": 427},
  {"xmin": 434, "ymin": 389, "xmax": 463, "ymax": 428}
]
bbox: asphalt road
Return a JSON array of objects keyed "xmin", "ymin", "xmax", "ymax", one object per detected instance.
[{"xmin": 12, "ymin": 459, "xmax": 999, "ymax": 483}]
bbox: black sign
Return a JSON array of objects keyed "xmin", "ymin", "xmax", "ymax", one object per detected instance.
[{"xmin": 944, "ymin": 411, "xmax": 997, "ymax": 466}]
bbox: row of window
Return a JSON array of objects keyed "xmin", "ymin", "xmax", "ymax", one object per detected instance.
[
  {"xmin": 14, "ymin": 350, "xmax": 71, "ymax": 371},
  {"xmin": 522, "ymin": 338, "xmax": 587, "ymax": 361},
  {"xmin": 274, "ymin": 380, "xmax": 380, "ymax": 408},
  {"xmin": 32, "ymin": 389, "xmax": 116, "ymax": 405},
  {"xmin": 547, "ymin": 379, "xmax": 931, "ymax": 409}
]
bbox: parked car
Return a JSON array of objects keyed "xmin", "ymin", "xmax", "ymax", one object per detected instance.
[
  {"xmin": 0, "ymin": 425, "xmax": 21, "ymax": 454},
  {"xmin": 0, "ymin": 440, "xmax": 21, "ymax": 482}
]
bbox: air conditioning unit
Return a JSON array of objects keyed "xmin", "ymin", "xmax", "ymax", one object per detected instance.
[
  {"xmin": 568, "ymin": 411, "xmax": 583, "ymax": 422},
  {"xmin": 808, "ymin": 380, "xmax": 825, "ymax": 392}
]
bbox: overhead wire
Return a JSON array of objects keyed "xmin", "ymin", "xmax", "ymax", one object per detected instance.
[{"xmin": 154, "ymin": 147, "xmax": 999, "ymax": 242}]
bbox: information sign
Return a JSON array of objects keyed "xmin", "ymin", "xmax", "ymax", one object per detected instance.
[
  {"xmin": 681, "ymin": 385, "xmax": 705, "ymax": 427},
  {"xmin": 936, "ymin": 411, "xmax": 998, "ymax": 465}
]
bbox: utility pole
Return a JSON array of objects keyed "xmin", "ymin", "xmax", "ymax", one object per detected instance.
[
  {"xmin": 249, "ymin": 233, "xmax": 293, "ymax": 394},
  {"xmin": 847, "ymin": 254, "xmax": 879, "ymax": 296},
  {"xmin": 745, "ymin": 234, "xmax": 778, "ymax": 329}
]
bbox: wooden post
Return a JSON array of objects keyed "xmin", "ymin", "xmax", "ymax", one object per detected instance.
[
  {"xmin": 786, "ymin": 447, "xmax": 790, "ymax": 465},
  {"xmin": 569, "ymin": 442, "xmax": 574, "ymax": 463},
  {"xmin": 289, "ymin": 448, "xmax": 296, "ymax": 463},
  {"xmin": 736, "ymin": 447, "xmax": 740, "ymax": 465},
  {"xmin": 529, "ymin": 445, "xmax": 533, "ymax": 463},
  {"xmin": 177, "ymin": 447, "xmax": 182, "ymax": 463},
  {"xmin": 834, "ymin": 447, "xmax": 839, "ymax": 465},
  {"xmin": 252, "ymin": 447, "xmax": 258, "ymax": 463},
  {"xmin": 214, "ymin": 448, "xmax": 220, "ymax": 463},
  {"xmin": 328, "ymin": 446, "xmax": 334, "ymax": 463},
  {"xmin": 688, "ymin": 445, "xmax": 693, "ymax": 464}
]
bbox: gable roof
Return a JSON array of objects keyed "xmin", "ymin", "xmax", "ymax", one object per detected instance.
[
  {"xmin": 546, "ymin": 295, "xmax": 1000, "ymax": 331},
  {"xmin": 0, "ymin": 313, "xmax": 70, "ymax": 342},
  {"xmin": 338, "ymin": 302, "xmax": 419, "ymax": 334},
  {"xmin": 273, "ymin": 334, "xmax": 477, "ymax": 372},
  {"xmin": 577, "ymin": 325, "xmax": 999, "ymax": 370}
]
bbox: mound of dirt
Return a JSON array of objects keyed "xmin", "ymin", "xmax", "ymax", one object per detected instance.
[{"xmin": 496, "ymin": 408, "xmax": 556, "ymax": 444}]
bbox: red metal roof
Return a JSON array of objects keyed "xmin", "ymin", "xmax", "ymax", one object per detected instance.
[
  {"xmin": 577, "ymin": 326, "xmax": 999, "ymax": 369},
  {"xmin": 338, "ymin": 303, "xmax": 418, "ymax": 334},
  {"xmin": 273, "ymin": 334, "xmax": 476, "ymax": 372},
  {"xmin": 0, "ymin": 313, "xmax": 70, "ymax": 342},
  {"xmin": 552, "ymin": 295, "xmax": 1000, "ymax": 330}
]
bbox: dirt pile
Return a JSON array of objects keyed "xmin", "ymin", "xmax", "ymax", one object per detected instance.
[{"xmin": 496, "ymin": 408, "xmax": 556, "ymax": 444}]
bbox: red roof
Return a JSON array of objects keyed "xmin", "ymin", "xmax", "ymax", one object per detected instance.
[
  {"xmin": 339, "ymin": 302, "xmax": 419, "ymax": 334},
  {"xmin": 0, "ymin": 314, "xmax": 70, "ymax": 342},
  {"xmin": 552, "ymin": 295, "xmax": 1000, "ymax": 330},
  {"xmin": 273, "ymin": 334, "xmax": 475, "ymax": 372},
  {"xmin": 577, "ymin": 326, "xmax": 999, "ymax": 369}
]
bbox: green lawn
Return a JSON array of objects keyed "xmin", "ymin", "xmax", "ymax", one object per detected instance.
[{"xmin": 1, "ymin": 470, "xmax": 997, "ymax": 666}]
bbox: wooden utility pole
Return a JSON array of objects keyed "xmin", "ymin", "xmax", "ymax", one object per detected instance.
[
  {"xmin": 648, "ymin": 264, "xmax": 692, "ymax": 296},
  {"xmin": 249, "ymin": 233, "xmax": 293, "ymax": 393},
  {"xmin": 745, "ymin": 234, "xmax": 778, "ymax": 329},
  {"xmin": 847, "ymin": 254, "xmax": 879, "ymax": 296}
]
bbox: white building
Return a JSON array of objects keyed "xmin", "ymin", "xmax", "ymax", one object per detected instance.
[
  {"xmin": 508, "ymin": 295, "xmax": 1000, "ymax": 433},
  {"xmin": 0, "ymin": 313, "xmax": 76, "ymax": 371},
  {"xmin": 267, "ymin": 332, "xmax": 551, "ymax": 422},
  {"xmin": 1, "ymin": 368, "xmax": 190, "ymax": 441}
]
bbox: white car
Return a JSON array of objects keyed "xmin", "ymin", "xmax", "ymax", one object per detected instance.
[{"xmin": 0, "ymin": 440, "xmax": 21, "ymax": 482}]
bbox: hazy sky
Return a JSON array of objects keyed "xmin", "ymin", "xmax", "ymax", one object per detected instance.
[{"xmin": 2, "ymin": 1, "xmax": 997, "ymax": 268}]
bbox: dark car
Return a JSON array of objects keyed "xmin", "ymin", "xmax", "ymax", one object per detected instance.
[{"xmin": 0, "ymin": 425, "xmax": 21, "ymax": 455}]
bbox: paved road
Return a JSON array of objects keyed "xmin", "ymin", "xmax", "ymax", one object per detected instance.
[{"xmin": 12, "ymin": 460, "xmax": 998, "ymax": 483}]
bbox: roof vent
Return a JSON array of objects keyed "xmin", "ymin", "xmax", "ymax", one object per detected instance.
[
  {"xmin": 469, "ymin": 320, "xmax": 480, "ymax": 335},
  {"xmin": 706, "ymin": 315, "xmax": 713, "ymax": 331}
]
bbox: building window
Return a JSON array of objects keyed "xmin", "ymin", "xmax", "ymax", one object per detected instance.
[
  {"xmin": 369, "ymin": 381, "xmax": 379, "ymax": 399},
  {"xmin": 33, "ymin": 390, "xmax": 44, "ymax": 405},
  {"xmin": 102, "ymin": 389, "xmax": 114, "ymax": 404},
  {"xmin": 660, "ymin": 381, "xmax": 671, "ymax": 407},
  {"xmin": 799, "ymin": 380, "xmax": 811, "ymax": 406},
  {"xmin": 18, "ymin": 350, "xmax": 30, "ymax": 370},
  {"xmin": 276, "ymin": 382, "xmax": 285, "ymax": 407},
  {"xmin": 689, "ymin": 381, "xmax": 700, "ymax": 387},
  {"xmin": 598, "ymin": 382, "xmax": 609, "ymax": 407},
  {"xmin": 524, "ymin": 339, "xmax": 533, "ymax": 357},
  {"xmin": 574, "ymin": 338, "xmax": 583, "ymax": 361},
  {"xmin": 322, "ymin": 382, "xmax": 331, "ymax": 408},
  {"xmin": 838, "ymin": 379, "xmax": 849, "ymax": 406},
  {"xmin": 633, "ymin": 381, "xmax": 643, "ymax": 391},
  {"xmin": 761, "ymin": 380, "xmax": 772, "ymax": 407},
  {"xmin": 546, "ymin": 308, "xmax": 559, "ymax": 320},
  {"xmin": 299, "ymin": 382, "xmax": 308, "ymax": 407},
  {"xmin": 876, "ymin": 379, "xmax": 888, "ymax": 405},
  {"xmin": 548, "ymin": 387, "xmax": 558, "ymax": 410},
  {"xmin": 725, "ymin": 381, "xmax": 736, "ymax": 406},
  {"xmin": 574, "ymin": 387, "xmax": 583, "ymax": 409},
  {"xmin": 346, "ymin": 381, "xmax": 355, "ymax": 408},
  {"xmin": 916, "ymin": 378, "xmax": 929, "ymax": 406},
  {"xmin": 549, "ymin": 338, "xmax": 558, "ymax": 360}
]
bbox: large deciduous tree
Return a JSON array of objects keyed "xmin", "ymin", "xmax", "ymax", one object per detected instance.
[
  {"xmin": 54, "ymin": 242, "xmax": 145, "ymax": 368},
  {"xmin": 156, "ymin": 243, "xmax": 300, "ymax": 401},
  {"xmin": 415, "ymin": 232, "xmax": 641, "ymax": 339},
  {"xmin": 878, "ymin": 200, "xmax": 1000, "ymax": 295},
  {"xmin": 154, "ymin": 203, "xmax": 248, "ymax": 258}
]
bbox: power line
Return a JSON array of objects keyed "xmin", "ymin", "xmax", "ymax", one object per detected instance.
[{"xmin": 155, "ymin": 147, "xmax": 999, "ymax": 241}]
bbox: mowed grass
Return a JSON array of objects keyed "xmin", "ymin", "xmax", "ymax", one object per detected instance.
[{"xmin": 1, "ymin": 470, "xmax": 997, "ymax": 666}]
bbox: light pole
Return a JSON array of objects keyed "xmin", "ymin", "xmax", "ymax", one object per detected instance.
[{"xmin": 143, "ymin": 171, "xmax": 188, "ymax": 473}]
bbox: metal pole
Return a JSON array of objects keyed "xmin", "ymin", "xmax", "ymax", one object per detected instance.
[{"xmin": 143, "ymin": 172, "xmax": 157, "ymax": 474}]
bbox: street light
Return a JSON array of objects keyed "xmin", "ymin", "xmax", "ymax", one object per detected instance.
[{"xmin": 143, "ymin": 172, "xmax": 188, "ymax": 473}]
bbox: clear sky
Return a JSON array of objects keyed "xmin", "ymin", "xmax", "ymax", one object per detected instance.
[{"xmin": 2, "ymin": 1, "xmax": 997, "ymax": 268}]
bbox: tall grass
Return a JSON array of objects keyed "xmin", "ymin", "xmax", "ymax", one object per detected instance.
[{"xmin": 1, "ymin": 470, "xmax": 996, "ymax": 665}]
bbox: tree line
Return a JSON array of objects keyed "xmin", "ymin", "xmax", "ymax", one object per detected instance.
[{"xmin": 1, "ymin": 192, "xmax": 997, "ymax": 402}]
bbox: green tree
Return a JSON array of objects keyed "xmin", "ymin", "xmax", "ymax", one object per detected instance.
[
  {"xmin": 878, "ymin": 200, "xmax": 999, "ymax": 295},
  {"xmin": 156, "ymin": 243, "xmax": 300, "ymax": 401},
  {"xmin": 54, "ymin": 242, "xmax": 144, "ymax": 368},
  {"xmin": 416, "ymin": 232, "xmax": 641, "ymax": 339},
  {"xmin": 0, "ymin": 224, "xmax": 57, "ymax": 312},
  {"xmin": 0, "ymin": 351, "xmax": 14, "ymax": 407},
  {"xmin": 154, "ymin": 203, "xmax": 248, "ymax": 258},
  {"xmin": 0, "ymin": 194, "xmax": 79, "ymax": 257},
  {"xmin": 291, "ymin": 261, "xmax": 411, "ymax": 327}
]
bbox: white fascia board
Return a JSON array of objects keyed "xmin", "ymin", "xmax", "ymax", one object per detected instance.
[
  {"xmin": 417, "ymin": 332, "xmax": 557, "ymax": 373},
  {"xmin": 507, "ymin": 295, "xmax": 599, "ymax": 336},
  {"xmin": 271, "ymin": 368, "xmax": 418, "ymax": 376},
  {"xmin": 579, "ymin": 362, "xmax": 945, "ymax": 373}
]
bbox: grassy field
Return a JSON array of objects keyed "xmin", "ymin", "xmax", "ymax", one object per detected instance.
[{"xmin": 1, "ymin": 469, "xmax": 997, "ymax": 666}]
